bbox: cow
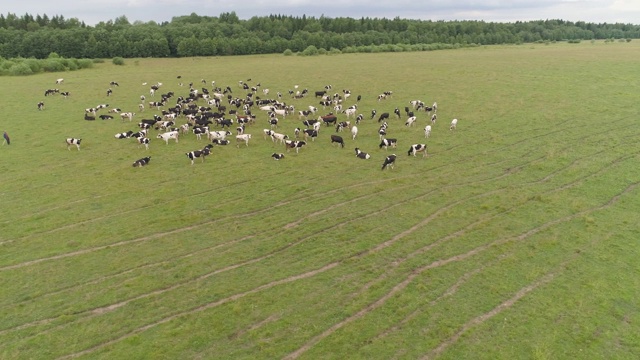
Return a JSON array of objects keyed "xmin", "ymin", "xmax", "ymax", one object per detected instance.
[
  {"xmin": 315, "ymin": 90, "xmax": 326, "ymax": 98},
  {"xmin": 211, "ymin": 139, "xmax": 230, "ymax": 146},
  {"xmin": 106, "ymin": 88, "xmax": 113, "ymax": 96},
  {"xmin": 302, "ymin": 119, "xmax": 319, "ymax": 128},
  {"xmin": 56, "ymin": 78, "xmax": 64, "ymax": 84},
  {"xmin": 271, "ymin": 153, "xmax": 285, "ymax": 160},
  {"xmin": 320, "ymin": 114, "xmax": 337, "ymax": 126},
  {"xmin": 137, "ymin": 137, "xmax": 150, "ymax": 150},
  {"xmin": 379, "ymin": 138, "xmax": 397, "ymax": 150},
  {"xmin": 192, "ymin": 126, "xmax": 209, "ymax": 140},
  {"xmin": 424, "ymin": 125, "xmax": 432, "ymax": 138},
  {"xmin": 285, "ymin": 140, "xmax": 306, "ymax": 153},
  {"xmin": 330, "ymin": 135, "xmax": 345, "ymax": 148},
  {"xmin": 120, "ymin": 112, "xmax": 135, "ymax": 122},
  {"xmin": 99, "ymin": 115, "xmax": 114, "ymax": 120},
  {"xmin": 351, "ymin": 125, "xmax": 358, "ymax": 140},
  {"xmin": 408, "ymin": 144, "xmax": 428, "ymax": 157},
  {"xmin": 84, "ymin": 114, "xmax": 95, "ymax": 121},
  {"xmin": 60, "ymin": 91, "xmax": 70, "ymax": 98},
  {"xmin": 236, "ymin": 133, "xmax": 252, "ymax": 147},
  {"xmin": 37, "ymin": 101, "xmax": 45, "ymax": 111},
  {"xmin": 381, "ymin": 154, "xmax": 397, "ymax": 170},
  {"xmin": 377, "ymin": 112, "xmax": 390, "ymax": 123},
  {"xmin": 132, "ymin": 156, "xmax": 151, "ymax": 167},
  {"xmin": 115, "ymin": 131, "xmax": 134, "ymax": 139},
  {"xmin": 66, "ymin": 138, "xmax": 81, "ymax": 151},
  {"xmin": 208, "ymin": 130, "xmax": 232, "ymax": 141},
  {"xmin": 355, "ymin": 148, "xmax": 370, "ymax": 159},
  {"xmin": 450, "ymin": 118, "xmax": 458, "ymax": 130},
  {"xmin": 2, "ymin": 131, "xmax": 9, "ymax": 145},
  {"xmin": 335, "ymin": 121, "xmax": 350, "ymax": 132},
  {"xmin": 186, "ymin": 144, "xmax": 213, "ymax": 165},
  {"xmin": 271, "ymin": 132, "xmax": 289, "ymax": 144},
  {"xmin": 431, "ymin": 113, "xmax": 437, "ymax": 124},
  {"xmin": 405, "ymin": 116, "xmax": 417, "ymax": 127},
  {"xmin": 157, "ymin": 130, "xmax": 179, "ymax": 144},
  {"xmin": 110, "ymin": 81, "xmax": 119, "ymax": 87},
  {"xmin": 303, "ymin": 129, "xmax": 318, "ymax": 142}
]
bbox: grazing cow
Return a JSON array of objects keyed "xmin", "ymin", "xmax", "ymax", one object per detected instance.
[
  {"xmin": 115, "ymin": 130, "xmax": 134, "ymax": 139},
  {"xmin": 408, "ymin": 144, "xmax": 428, "ymax": 157},
  {"xmin": 355, "ymin": 147, "xmax": 370, "ymax": 159},
  {"xmin": 212, "ymin": 138, "xmax": 230, "ymax": 146},
  {"xmin": 137, "ymin": 137, "xmax": 150, "ymax": 150},
  {"xmin": 236, "ymin": 133, "xmax": 252, "ymax": 147},
  {"xmin": 96, "ymin": 103, "xmax": 109, "ymax": 110},
  {"xmin": 335, "ymin": 121, "xmax": 350, "ymax": 132},
  {"xmin": 378, "ymin": 124, "xmax": 388, "ymax": 140},
  {"xmin": 450, "ymin": 118, "xmax": 458, "ymax": 130},
  {"xmin": 120, "ymin": 112, "xmax": 135, "ymax": 122},
  {"xmin": 157, "ymin": 130, "xmax": 179, "ymax": 144},
  {"xmin": 405, "ymin": 116, "xmax": 417, "ymax": 127},
  {"xmin": 381, "ymin": 154, "xmax": 397, "ymax": 170},
  {"xmin": 303, "ymin": 129, "xmax": 318, "ymax": 142},
  {"xmin": 109, "ymin": 108, "xmax": 122, "ymax": 113},
  {"xmin": 271, "ymin": 132, "xmax": 289, "ymax": 144},
  {"xmin": 99, "ymin": 115, "xmax": 114, "ymax": 120},
  {"xmin": 132, "ymin": 156, "xmax": 151, "ymax": 167},
  {"xmin": 424, "ymin": 125, "xmax": 432, "ymax": 138},
  {"xmin": 351, "ymin": 125, "xmax": 358, "ymax": 140},
  {"xmin": 272, "ymin": 153, "xmax": 285, "ymax": 160},
  {"xmin": 110, "ymin": 81, "xmax": 119, "ymax": 87},
  {"xmin": 308, "ymin": 106, "xmax": 318, "ymax": 114},
  {"xmin": 44, "ymin": 89, "xmax": 59, "ymax": 96},
  {"xmin": 315, "ymin": 90, "xmax": 326, "ymax": 98},
  {"xmin": 56, "ymin": 78, "xmax": 64, "ymax": 84},
  {"xmin": 155, "ymin": 120, "xmax": 175, "ymax": 131},
  {"xmin": 355, "ymin": 114, "xmax": 364, "ymax": 124},
  {"xmin": 302, "ymin": 119, "xmax": 318, "ymax": 128},
  {"xmin": 330, "ymin": 135, "xmax": 345, "ymax": 148},
  {"xmin": 320, "ymin": 114, "xmax": 337, "ymax": 126},
  {"xmin": 377, "ymin": 112, "xmax": 390, "ymax": 123},
  {"xmin": 192, "ymin": 126, "xmax": 209, "ymax": 140},
  {"xmin": 37, "ymin": 101, "xmax": 45, "ymax": 111},
  {"xmin": 294, "ymin": 127, "xmax": 301, "ymax": 139},
  {"xmin": 66, "ymin": 138, "xmax": 81, "ymax": 151},
  {"xmin": 370, "ymin": 109, "xmax": 377, "ymax": 119},
  {"xmin": 3, "ymin": 131, "xmax": 10, "ymax": 145},
  {"xmin": 285, "ymin": 140, "xmax": 306, "ymax": 153},
  {"xmin": 263, "ymin": 129, "xmax": 275, "ymax": 141},
  {"xmin": 379, "ymin": 138, "xmax": 398, "ymax": 150},
  {"xmin": 394, "ymin": 107, "xmax": 401, "ymax": 118},
  {"xmin": 431, "ymin": 113, "xmax": 437, "ymax": 124},
  {"xmin": 106, "ymin": 88, "xmax": 113, "ymax": 96},
  {"xmin": 60, "ymin": 91, "xmax": 70, "ymax": 98},
  {"xmin": 186, "ymin": 144, "xmax": 213, "ymax": 165},
  {"xmin": 432, "ymin": 102, "xmax": 438, "ymax": 112}
]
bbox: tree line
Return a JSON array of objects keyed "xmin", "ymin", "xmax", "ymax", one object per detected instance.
[{"xmin": 0, "ymin": 11, "xmax": 639, "ymax": 60}]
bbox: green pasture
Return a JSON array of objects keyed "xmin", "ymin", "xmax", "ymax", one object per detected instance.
[{"xmin": 1, "ymin": 41, "xmax": 639, "ymax": 359}]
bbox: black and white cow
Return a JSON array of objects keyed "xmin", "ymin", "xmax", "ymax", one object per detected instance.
[
  {"xmin": 381, "ymin": 154, "xmax": 397, "ymax": 170},
  {"xmin": 285, "ymin": 140, "xmax": 306, "ymax": 153},
  {"xmin": 450, "ymin": 118, "xmax": 458, "ymax": 130},
  {"xmin": 271, "ymin": 153, "xmax": 285, "ymax": 160},
  {"xmin": 330, "ymin": 135, "xmax": 345, "ymax": 148},
  {"xmin": 211, "ymin": 138, "xmax": 230, "ymax": 146},
  {"xmin": 186, "ymin": 144, "xmax": 213, "ymax": 165},
  {"xmin": 66, "ymin": 138, "xmax": 81, "ymax": 151},
  {"xmin": 137, "ymin": 137, "xmax": 150, "ymax": 150},
  {"xmin": 303, "ymin": 129, "xmax": 318, "ymax": 142},
  {"xmin": 355, "ymin": 148, "xmax": 370, "ymax": 159},
  {"xmin": 192, "ymin": 126, "xmax": 209, "ymax": 140},
  {"xmin": 99, "ymin": 114, "xmax": 114, "ymax": 120},
  {"xmin": 132, "ymin": 156, "xmax": 151, "ymax": 167},
  {"xmin": 37, "ymin": 101, "xmax": 45, "ymax": 111},
  {"xmin": 115, "ymin": 130, "xmax": 134, "ymax": 139},
  {"xmin": 407, "ymin": 144, "xmax": 428, "ymax": 157},
  {"xmin": 379, "ymin": 138, "xmax": 398, "ymax": 150}
]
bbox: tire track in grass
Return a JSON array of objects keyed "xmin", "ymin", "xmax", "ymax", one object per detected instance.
[
  {"xmin": 420, "ymin": 230, "xmax": 614, "ymax": 360},
  {"xmin": 3, "ymin": 183, "xmax": 427, "ymax": 336},
  {"xmin": 352, "ymin": 150, "xmax": 637, "ymax": 304},
  {"xmin": 57, "ymin": 262, "xmax": 340, "ymax": 360},
  {"xmin": 282, "ymin": 181, "xmax": 639, "ymax": 359},
  {"xmin": 420, "ymin": 273, "xmax": 556, "ymax": 360}
]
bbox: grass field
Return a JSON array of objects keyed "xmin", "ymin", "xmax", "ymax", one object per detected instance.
[{"xmin": 1, "ymin": 41, "xmax": 640, "ymax": 359}]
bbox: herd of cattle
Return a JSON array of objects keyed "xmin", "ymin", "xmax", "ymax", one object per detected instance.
[{"xmin": 45, "ymin": 77, "xmax": 459, "ymax": 170}]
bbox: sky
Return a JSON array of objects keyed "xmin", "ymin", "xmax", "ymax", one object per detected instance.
[{"xmin": 6, "ymin": 0, "xmax": 640, "ymax": 26}]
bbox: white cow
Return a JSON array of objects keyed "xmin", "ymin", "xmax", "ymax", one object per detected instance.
[
  {"xmin": 236, "ymin": 134, "xmax": 252, "ymax": 147},
  {"xmin": 157, "ymin": 130, "xmax": 179, "ymax": 144},
  {"xmin": 450, "ymin": 118, "xmax": 458, "ymax": 130},
  {"xmin": 424, "ymin": 125, "xmax": 432, "ymax": 138},
  {"xmin": 351, "ymin": 125, "xmax": 358, "ymax": 140}
]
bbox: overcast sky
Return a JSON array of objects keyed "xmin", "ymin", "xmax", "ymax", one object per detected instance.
[{"xmin": 6, "ymin": 0, "xmax": 640, "ymax": 26}]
